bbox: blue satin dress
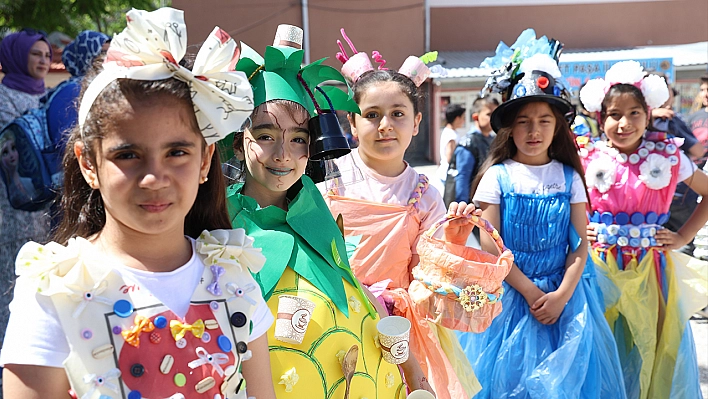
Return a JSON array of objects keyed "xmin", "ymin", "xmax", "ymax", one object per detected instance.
[{"xmin": 456, "ymin": 163, "xmax": 626, "ymax": 399}]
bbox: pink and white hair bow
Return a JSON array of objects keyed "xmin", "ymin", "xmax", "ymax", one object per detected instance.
[{"xmin": 78, "ymin": 7, "xmax": 254, "ymax": 145}]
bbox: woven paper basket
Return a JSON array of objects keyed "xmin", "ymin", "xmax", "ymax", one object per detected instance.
[{"xmin": 409, "ymin": 214, "xmax": 513, "ymax": 332}]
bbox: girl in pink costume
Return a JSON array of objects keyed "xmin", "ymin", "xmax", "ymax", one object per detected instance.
[
  {"xmin": 579, "ymin": 61, "xmax": 708, "ymax": 399},
  {"xmin": 323, "ymin": 33, "xmax": 482, "ymax": 399}
]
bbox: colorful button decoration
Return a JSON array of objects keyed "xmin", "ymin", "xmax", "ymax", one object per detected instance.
[
  {"xmin": 174, "ymin": 373, "xmax": 187, "ymax": 387},
  {"xmin": 666, "ymin": 143, "xmax": 677, "ymax": 154},
  {"xmin": 128, "ymin": 391, "xmax": 142, "ymax": 399},
  {"xmin": 149, "ymin": 331, "xmax": 161, "ymax": 344},
  {"xmin": 669, "ymin": 155, "xmax": 679, "ymax": 166},
  {"xmin": 113, "ymin": 300, "xmax": 134, "ymax": 318},
  {"xmin": 175, "ymin": 338, "xmax": 187, "ymax": 349},
  {"xmin": 236, "ymin": 341, "xmax": 248, "ymax": 354},
  {"xmin": 658, "ymin": 212, "xmax": 670, "ymax": 225},
  {"xmin": 210, "ymin": 301, "xmax": 219, "ymax": 311},
  {"xmin": 202, "ymin": 331, "xmax": 212, "ymax": 343},
  {"xmin": 217, "ymin": 335, "xmax": 232, "ymax": 352},
  {"xmin": 230, "ymin": 312, "xmax": 247, "ymax": 328},
  {"xmin": 154, "ymin": 315, "xmax": 168, "ymax": 329},
  {"xmin": 515, "ymin": 85, "xmax": 526, "ymax": 97},
  {"xmin": 656, "ymin": 142, "xmax": 666, "ymax": 151},
  {"xmin": 81, "ymin": 329, "xmax": 93, "ymax": 340},
  {"xmin": 645, "ymin": 141, "xmax": 656, "ymax": 151},
  {"xmin": 629, "ymin": 154, "xmax": 640, "ymax": 164},
  {"xmin": 112, "ymin": 326, "xmax": 122, "ymax": 335},
  {"xmin": 638, "ymin": 148, "xmax": 649, "ymax": 158},
  {"xmin": 616, "ymin": 153, "xmax": 628, "ymax": 163},
  {"xmin": 130, "ymin": 363, "xmax": 145, "ymax": 377}
]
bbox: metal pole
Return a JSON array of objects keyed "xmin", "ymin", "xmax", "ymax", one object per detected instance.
[
  {"xmin": 302, "ymin": 0, "xmax": 310, "ymax": 64},
  {"xmin": 424, "ymin": 0, "xmax": 430, "ymax": 52}
]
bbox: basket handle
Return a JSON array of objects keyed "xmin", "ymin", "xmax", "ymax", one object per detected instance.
[{"xmin": 424, "ymin": 213, "xmax": 507, "ymax": 256}]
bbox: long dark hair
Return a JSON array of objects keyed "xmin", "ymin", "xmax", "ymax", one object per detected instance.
[
  {"xmin": 472, "ymin": 100, "xmax": 589, "ymax": 199},
  {"xmin": 53, "ymin": 66, "xmax": 231, "ymax": 244}
]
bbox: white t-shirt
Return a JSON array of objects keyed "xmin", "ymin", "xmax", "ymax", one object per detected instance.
[
  {"xmin": 474, "ymin": 159, "xmax": 588, "ymax": 205},
  {"xmin": 435, "ymin": 126, "xmax": 464, "ymax": 183},
  {"xmin": 0, "ymin": 238, "xmax": 273, "ymax": 368}
]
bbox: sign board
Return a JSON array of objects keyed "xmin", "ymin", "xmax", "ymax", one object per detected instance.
[{"xmin": 559, "ymin": 58, "xmax": 674, "ymax": 92}]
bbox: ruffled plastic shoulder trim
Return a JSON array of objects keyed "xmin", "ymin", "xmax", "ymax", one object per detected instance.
[{"xmin": 15, "ymin": 238, "xmax": 90, "ymax": 292}]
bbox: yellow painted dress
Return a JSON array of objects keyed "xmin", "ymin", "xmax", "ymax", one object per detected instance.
[{"xmin": 227, "ymin": 176, "xmax": 405, "ymax": 399}]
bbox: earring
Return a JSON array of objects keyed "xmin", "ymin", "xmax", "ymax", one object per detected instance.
[{"xmin": 200, "ymin": 176, "xmax": 209, "ymax": 184}]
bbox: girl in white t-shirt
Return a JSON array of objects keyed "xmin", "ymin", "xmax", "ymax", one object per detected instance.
[
  {"xmin": 457, "ymin": 52, "xmax": 626, "ymax": 398},
  {"xmin": 1, "ymin": 8, "xmax": 276, "ymax": 399}
]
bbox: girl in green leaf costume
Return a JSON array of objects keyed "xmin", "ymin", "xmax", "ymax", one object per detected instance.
[{"xmin": 227, "ymin": 26, "xmax": 434, "ymax": 398}]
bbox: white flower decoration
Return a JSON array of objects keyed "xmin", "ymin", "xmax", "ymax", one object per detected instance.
[
  {"xmin": 639, "ymin": 153, "xmax": 672, "ymax": 190},
  {"xmin": 585, "ymin": 154, "xmax": 616, "ymax": 193},
  {"xmin": 196, "ymin": 229, "xmax": 265, "ymax": 273},
  {"xmin": 579, "ymin": 78, "xmax": 608, "ymax": 113},
  {"xmin": 605, "ymin": 61, "xmax": 645, "ymax": 85},
  {"xmin": 279, "ymin": 367, "xmax": 299, "ymax": 392},
  {"xmin": 640, "ymin": 74, "xmax": 670, "ymax": 109}
]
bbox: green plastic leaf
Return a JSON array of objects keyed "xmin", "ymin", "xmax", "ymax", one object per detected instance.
[{"xmin": 419, "ymin": 51, "xmax": 438, "ymax": 64}]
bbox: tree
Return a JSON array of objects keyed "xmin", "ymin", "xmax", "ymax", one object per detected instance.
[{"xmin": 0, "ymin": 0, "xmax": 165, "ymax": 37}]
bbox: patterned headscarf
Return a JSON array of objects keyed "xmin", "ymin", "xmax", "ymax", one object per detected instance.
[{"xmin": 62, "ymin": 31, "xmax": 111, "ymax": 77}]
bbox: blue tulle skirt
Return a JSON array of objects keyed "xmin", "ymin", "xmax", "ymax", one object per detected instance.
[{"xmin": 456, "ymin": 264, "xmax": 627, "ymax": 399}]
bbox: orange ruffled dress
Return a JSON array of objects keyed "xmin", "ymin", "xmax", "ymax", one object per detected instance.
[{"xmin": 323, "ymin": 151, "xmax": 481, "ymax": 399}]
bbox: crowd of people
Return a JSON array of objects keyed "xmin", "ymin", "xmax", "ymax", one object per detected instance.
[{"xmin": 0, "ymin": 6, "xmax": 706, "ymax": 399}]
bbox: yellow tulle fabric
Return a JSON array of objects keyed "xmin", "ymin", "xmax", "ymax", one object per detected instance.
[{"xmin": 591, "ymin": 248, "xmax": 708, "ymax": 399}]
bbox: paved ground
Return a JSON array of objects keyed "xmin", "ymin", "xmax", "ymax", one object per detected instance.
[
  {"xmin": 694, "ymin": 316, "xmax": 708, "ymax": 397},
  {"xmin": 412, "ymin": 163, "xmax": 708, "ymax": 396}
]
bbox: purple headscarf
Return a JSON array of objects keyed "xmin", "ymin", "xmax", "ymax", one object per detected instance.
[{"xmin": 0, "ymin": 30, "xmax": 52, "ymax": 95}]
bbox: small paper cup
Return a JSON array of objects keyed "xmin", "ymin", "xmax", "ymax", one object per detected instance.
[
  {"xmin": 408, "ymin": 390, "xmax": 436, "ymax": 399},
  {"xmin": 377, "ymin": 316, "xmax": 411, "ymax": 364},
  {"xmin": 275, "ymin": 295, "xmax": 315, "ymax": 344},
  {"xmin": 342, "ymin": 52, "xmax": 374, "ymax": 82}
]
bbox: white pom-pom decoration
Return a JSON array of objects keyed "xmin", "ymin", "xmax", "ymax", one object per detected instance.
[
  {"xmin": 579, "ymin": 78, "xmax": 609, "ymax": 112},
  {"xmin": 519, "ymin": 54, "xmax": 561, "ymax": 78},
  {"xmin": 605, "ymin": 60, "xmax": 645, "ymax": 85},
  {"xmin": 641, "ymin": 74, "xmax": 670, "ymax": 109}
]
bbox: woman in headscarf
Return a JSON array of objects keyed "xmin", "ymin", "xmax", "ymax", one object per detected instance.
[
  {"xmin": 0, "ymin": 29, "xmax": 53, "ymax": 348},
  {"xmin": 46, "ymin": 30, "xmax": 110, "ymax": 146},
  {"xmin": 0, "ymin": 30, "xmax": 52, "ymax": 126}
]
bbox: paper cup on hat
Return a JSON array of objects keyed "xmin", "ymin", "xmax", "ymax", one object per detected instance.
[
  {"xmin": 273, "ymin": 24, "xmax": 303, "ymax": 49},
  {"xmin": 408, "ymin": 390, "xmax": 436, "ymax": 399},
  {"xmin": 377, "ymin": 316, "xmax": 411, "ymax": 364},
  {"xmin": 342, "ymin": 52, "xmax": 374, "ymax": 83},
  {"xmin": 399, "ymin": 56, "xmax": 431, "ymax": 87},
  {"xmin": 275, "ymin": 295, "xmax": 315, "ymax": 344}
]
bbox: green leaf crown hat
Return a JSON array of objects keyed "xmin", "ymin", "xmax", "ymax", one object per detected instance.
[{"xmin": 235, "ymin": 35, "xmax": 360, "ymax": 117}]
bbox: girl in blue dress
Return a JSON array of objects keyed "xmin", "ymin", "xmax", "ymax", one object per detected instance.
[{"xmin": 455, "ymin": 49, "xmax": 626, "ymax": 398}]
